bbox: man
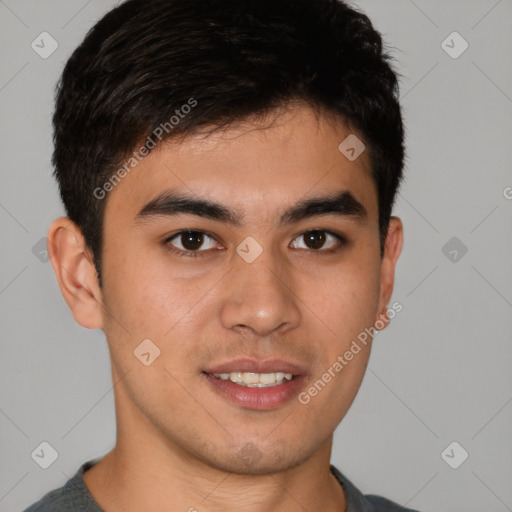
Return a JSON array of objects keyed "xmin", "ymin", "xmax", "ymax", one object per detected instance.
[{"xmin": 25, "ymin": 0, "xmax": 416, "ymax": 510}]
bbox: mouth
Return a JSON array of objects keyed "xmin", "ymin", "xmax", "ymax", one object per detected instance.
[
  {"xmin": 202, "ymin": 359, "xmax": 307, "ymax": 410},
  {"xmin": 209, "ymin": 371, "xmax": 294, "ymax": 388}
]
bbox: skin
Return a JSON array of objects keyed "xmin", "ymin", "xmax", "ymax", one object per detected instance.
[{"xmin": 48, "ymin": 103, "xmax": 403, "ymax": 512}]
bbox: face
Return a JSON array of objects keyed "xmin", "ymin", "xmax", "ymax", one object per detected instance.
[{"xmin": 94, "ymin": 104, "xmax": 398, "ymax": 474}]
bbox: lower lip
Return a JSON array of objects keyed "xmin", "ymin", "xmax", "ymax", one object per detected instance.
[{"xmin": 203, "ymin": 373, "xmax": 306, "ymax": 410}]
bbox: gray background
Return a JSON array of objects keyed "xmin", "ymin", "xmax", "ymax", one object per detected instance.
[{"xmin": 1, "ymin": 1, "xmax": 511, "ymax": 511}]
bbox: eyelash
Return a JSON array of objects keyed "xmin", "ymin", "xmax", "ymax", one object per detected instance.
[{"xmin": 163, "ymin": 229, "xmax": 348, "ymax": 258}]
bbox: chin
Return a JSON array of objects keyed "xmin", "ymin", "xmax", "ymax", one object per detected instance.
[{"xmin": 209, "ymin": 439, "xmax": 318, "ymax": 476}]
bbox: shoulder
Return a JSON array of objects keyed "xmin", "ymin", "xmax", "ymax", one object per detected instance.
[
  {"xmin": 330, "ymin": 465, "xmax": 421, "ymax": 512},
  {"xmin": 362, "ymin": 494, "xmax": 421, "ymax": 512},
  {"xmin": 22, "ymin": 460, "xmax": 103, "ymax": 512},
  {"xmin": 22, "ymin": 485, "xmax": 76, "ymax": 512}
]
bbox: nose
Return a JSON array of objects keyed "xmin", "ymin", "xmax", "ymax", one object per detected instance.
[{"xmin": 219, "ymin": 244, "xmax": 301, "ymax": 338}]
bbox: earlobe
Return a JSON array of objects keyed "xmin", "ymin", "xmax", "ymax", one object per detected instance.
[
  {"xmin": 375, "ymin": 216, "xmax": 403, "ymax": 328},
  {"xmin": 47, "ymin": 217, "xmax": 104, "ymax": 330}
]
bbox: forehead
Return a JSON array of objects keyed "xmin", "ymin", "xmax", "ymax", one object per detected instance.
[{"xmin": 103, "ymin": 104, "xmax": 377, "ymax": 226}]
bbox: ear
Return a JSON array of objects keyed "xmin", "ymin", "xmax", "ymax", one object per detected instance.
[
  {"xmin": 374, "ymin": 216, "xmax": 403, "ymax": 329},
  {"xmin": 47, "ymin": 217, "xmax": 104, "ymax": 329}
]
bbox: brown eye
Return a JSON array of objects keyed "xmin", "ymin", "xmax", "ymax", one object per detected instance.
[
  {"xmin": 304, "ymin": 230, "xmax": 326, "ymax": 250},
  {"xmin": 166, "ymin": 230, "xmax": 218, "ymax": 254},
  {"xmin": 290, "ymin": 230, "xmax": 346, "ymax": 252},
  {"xmin": 180, "ymin": 231, "xmax": 205, "ymax": 251}
]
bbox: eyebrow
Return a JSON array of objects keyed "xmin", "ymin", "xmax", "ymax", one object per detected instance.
[{"xmin": 134, "ymin": 189, "xmax": 368, "ymax": 227}]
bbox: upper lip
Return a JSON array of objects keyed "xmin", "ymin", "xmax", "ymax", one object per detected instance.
[{"xmin": 204, "ymin": 358, "xmax": 307, "ymax": 376}]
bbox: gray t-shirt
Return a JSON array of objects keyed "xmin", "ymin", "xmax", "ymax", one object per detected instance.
[{"xmin": 23, "ymin": 459, "xmax": 420, "ymax": 512}]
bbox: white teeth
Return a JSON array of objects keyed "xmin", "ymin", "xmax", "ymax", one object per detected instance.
[
  {"xmin": 213, "ymin": 371, "xmax": 294, "ymax": 387},
  {"xmin": 259, "ymin": 373, "xmax": 276, "ymax": 385},
  {"xmin": 243, "ymin": 372, "xmax": 260, "ymax": 385},
  {"xmin": 230, "ymin": 371, "xmax": 244, "ymax": 383}
]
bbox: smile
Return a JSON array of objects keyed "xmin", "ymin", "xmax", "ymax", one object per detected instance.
[{"xmin": 212, "ymin": 371, "xmax": 294, "ymax": 387}]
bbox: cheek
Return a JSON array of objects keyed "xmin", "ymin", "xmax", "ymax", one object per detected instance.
[
  {"xmin": 304, "ymin": 257, "xmax": 381, "ymax": 350},
  {"xmin": 303, "ymin": 254, "xmax": 381, "ymax": 412},
  {"xmin": 101, "ymin": 240, "xmax": 204, "ymax": 338},
  {"xmin": 296, "ymin": 271, "xmax": 379, "ymax": 424}
]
